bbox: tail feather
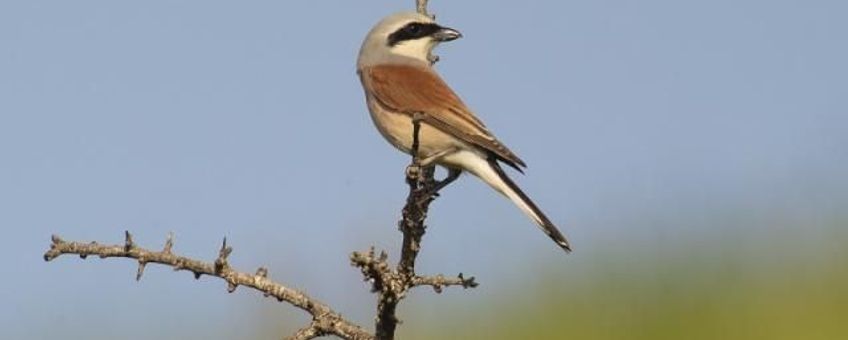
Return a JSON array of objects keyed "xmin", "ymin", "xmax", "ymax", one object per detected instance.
[
  {"xmin": 487, "ymin": 159, "xmax": 572, "ymax": 253},
  {"xmin": 442, "ymin": 149, "xmax": 571, "ymax": 252}
]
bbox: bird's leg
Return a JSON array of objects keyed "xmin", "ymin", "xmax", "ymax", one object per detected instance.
[
  {"xmin": 431, "ymin": 167, "xmax": 462, "ymax": 194},
  {"xmin": 417, "ymin": 147, "xmax": 461, "ymax": 198},
  {"xmin": 418, "ymin": 147, "xmax": 458, "ymax": 167},
  {"xmin": 406, "ymin": 113, "xmax": 426, "ymax": 180},
  {"xmin": 415, "ymin": 167, "xmax": 460, "ymax": 205},
  {"xmin": 406, "ymin": 114, "xmax": 459, "ymax": 199}
]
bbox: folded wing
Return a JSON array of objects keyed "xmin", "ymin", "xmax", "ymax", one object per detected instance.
[{"xmin": 362, "ymin": 64, "xmax": 526, "ymax": 171}]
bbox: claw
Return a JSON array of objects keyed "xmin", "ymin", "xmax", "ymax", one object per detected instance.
[{"xmin": 406, "ymin": 164, "xmax": 421, "ymax": 179}]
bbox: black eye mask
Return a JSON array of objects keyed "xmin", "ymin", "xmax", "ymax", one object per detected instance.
[{"xmin": 387, "ymin": 22, "xmax": 444, "ymax": 47}]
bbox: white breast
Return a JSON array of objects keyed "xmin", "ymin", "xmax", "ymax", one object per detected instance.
[{"xmin": 365, "ymin": 94, "xmax": 469, "ymax": 162}]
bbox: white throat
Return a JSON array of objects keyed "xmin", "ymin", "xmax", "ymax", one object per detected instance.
[{"xmin": 389, "ymin": 39, "xmax": 436, "ymax": 62}]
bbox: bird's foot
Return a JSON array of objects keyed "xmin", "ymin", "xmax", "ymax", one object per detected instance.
[{"xmin": 406, "ymin": 164, "xmax": 422, "ymax": 180}]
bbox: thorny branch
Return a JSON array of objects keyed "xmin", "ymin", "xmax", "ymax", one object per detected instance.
[
  {"xmin": 44, "ymin": 232, "xmax": 373, "ymax": 340},
  {"xmin": 43, "ymin": 1, "xmax": 477, "ymax": 340},
  {"xmin": 41, "ymin": 119, "xmax": 477, "ymax": 340}
]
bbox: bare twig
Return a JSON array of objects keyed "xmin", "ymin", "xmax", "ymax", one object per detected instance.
[
  {"xmin": 413, "ymin": 273, "xmax": 478, "ymax": 293},
  {"xmin": 44, "ymin": 232, "xmax": 373, "ymax": 340},
  {"xmin": 416, "ymin": 0, "xmax": 430, "ymax": 17}
]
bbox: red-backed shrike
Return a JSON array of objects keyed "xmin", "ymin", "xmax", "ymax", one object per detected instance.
[{"xmin": 357, "ymin": 12, "xmax": 571, "ymax": 253}]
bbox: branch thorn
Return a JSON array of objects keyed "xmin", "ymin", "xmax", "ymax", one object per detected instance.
[
  {"xmin": 124, "ymin": 231, "xmax": 135, "ymax": 251},
  {"xmin": 163, "ymin": 232, "xmax": 174, "ymax": 254},
  {"xmin": 136, "ymin": 260, "xmax": 147, "ymax": 281}
]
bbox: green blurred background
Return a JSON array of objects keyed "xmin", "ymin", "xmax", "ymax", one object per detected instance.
[{"xmin": 406, "ymin": 216, "xmax": 848, "ymax": 339}]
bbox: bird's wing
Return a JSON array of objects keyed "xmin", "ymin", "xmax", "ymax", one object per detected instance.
[{"xmin": 362, "ymin": 64, "xmax": 526, "ymax": 170}]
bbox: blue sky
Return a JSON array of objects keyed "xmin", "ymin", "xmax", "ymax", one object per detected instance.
[{"xmin": 1, "ymin": 1, "xmax": 846, "ymax": 339}]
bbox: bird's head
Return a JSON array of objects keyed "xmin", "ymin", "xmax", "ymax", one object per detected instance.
[{"xmin": 358, "ymin": 11, "xmax": 462, "ymax": 68}]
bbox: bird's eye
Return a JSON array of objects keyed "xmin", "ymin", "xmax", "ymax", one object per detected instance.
[{"xmin": 404, "ymin": 23, "xmax": 422, "ymax": 35}]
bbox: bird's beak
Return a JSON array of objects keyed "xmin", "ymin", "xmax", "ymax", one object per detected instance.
[{"xmin": 432, "ymin": 26, "xmax": 462, "ymax": 42}]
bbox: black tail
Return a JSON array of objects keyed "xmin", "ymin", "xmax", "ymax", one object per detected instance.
[{"xmin": 488, "ymin": 158, "xmax": 572, "ymax": 253}]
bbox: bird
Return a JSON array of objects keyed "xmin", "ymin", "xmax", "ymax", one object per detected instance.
[{"xmin": 356, "ymin": 12, "xmax": 571, "ymax": 253}]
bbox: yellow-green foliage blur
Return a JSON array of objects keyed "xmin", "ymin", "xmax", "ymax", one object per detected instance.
[{"xmin": 402, "ymin": 218, "xmax": 847, "ymax": 339}]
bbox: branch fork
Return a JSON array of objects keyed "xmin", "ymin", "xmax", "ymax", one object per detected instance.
[{"xmin": 349, "ymin": 116, "xmax": 478, "ymax": 340}]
